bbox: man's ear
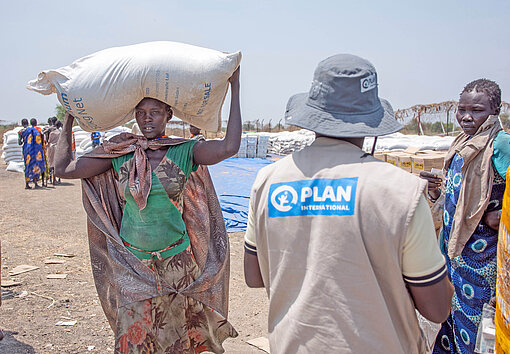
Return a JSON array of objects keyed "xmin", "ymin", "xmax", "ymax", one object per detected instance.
[{"xmin": 167, "ymin": 107, "xmax": 173, "ymax": 121}]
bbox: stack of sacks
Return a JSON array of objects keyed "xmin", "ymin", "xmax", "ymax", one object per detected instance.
[
  {"xmin": 73, "ymin": 126, "xmax": 92, "ymax": 158},
  {"xmin": 363, "ymin": 133, "xmax": 455, "ymax": 152},
  {"xmin": 246, "ymin": 135, "xmax": 258, "ymax": 158},
  {"xmin": 267, "ymin": 129, "xmax": 315, "ymax": 155},
  {"xmin": 237, "ymin": 135, "xmax": 247, "ymax": 158},
  {"xmin": 104, "ymin": 126, "xmax": 131, "ymax": 141},
  {"xmin": 234, "ymin": 133, "xmax": 272, "ymax": 159},
  {"xmin": 256, "ymin": 134, "xmax": 270, "ymax": 158},
  {"xmin": 241, "ymin": 130, "xmax": 454, "ymax": 157},
  {"xmin": 2, "ymin": 128, "xmax": 23, "ymax": 162},
  {"xmin": 2, "ymin": 128, "xmax": 25, "ymax": 172},
  {"xmin": 73, "ymin": 126, "xmax": 131, "ymax": 157}
]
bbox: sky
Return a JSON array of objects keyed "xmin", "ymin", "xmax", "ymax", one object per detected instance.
[{"xmin": 1, "ymin": 0, "xmax": 509, "ymax": 126}]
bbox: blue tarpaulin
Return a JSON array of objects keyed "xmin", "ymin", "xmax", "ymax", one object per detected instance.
[{"xmin": 208, "ymin": 157, "xmax": 274, "ymax": 232}]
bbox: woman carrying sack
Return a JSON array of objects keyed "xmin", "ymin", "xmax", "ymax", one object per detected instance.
[{"xmin": 54, "ymin": 68, "xmax": 241, "ymax": 353}]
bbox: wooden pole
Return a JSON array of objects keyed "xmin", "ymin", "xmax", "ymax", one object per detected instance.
[{"xmin": 446, "ymin": 106, "xmax": 452, "ymax": 136}]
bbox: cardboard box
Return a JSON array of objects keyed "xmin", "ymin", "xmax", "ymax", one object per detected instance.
[
  {"xmin": 374, "ymin": 152, "xmax": 386, "ymax": 162},
  {"xmin": 385, "ymin": 151, "xmax": 405, "ymax": 167},
  {"xmin": 397, "ymin": 154, "xmax": 413, "ymax": 172},
  {"xmin": 404, "ymin": 146, "xmax": 420, "ymax": 154},
  {"xmin": 382, "ymin": 148, "xmax": 447, "ymax": 174},
  {"xmin": 411, "ymin": 155, "xmax": 446, "ymax": 174}
]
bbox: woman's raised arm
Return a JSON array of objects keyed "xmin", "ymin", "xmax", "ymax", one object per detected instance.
[
  {"xmin": 192, "ymin": 67, "xmax": 241, "ymax": 165},
  {"xmin": 54, "ymin": 113, "xmax": 112, "ymax": 179}
]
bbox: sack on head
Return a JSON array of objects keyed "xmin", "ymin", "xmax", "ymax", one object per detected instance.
[{"xmin": 27, "ymin": 41, "xmax": 241, "ymax": 132}]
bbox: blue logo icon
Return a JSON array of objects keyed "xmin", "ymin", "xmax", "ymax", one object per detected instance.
[{"xmin": 268, "ymin": 178, "xmax": 358, "ymax": 218}]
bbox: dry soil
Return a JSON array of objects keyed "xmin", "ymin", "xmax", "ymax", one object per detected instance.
[{"xmin": 0, "ymin": 160, "xmax": 269, "ymax": 353}]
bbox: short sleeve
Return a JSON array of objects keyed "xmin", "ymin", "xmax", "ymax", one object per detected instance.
[
  {"xmin": 244, "ymin": 194, "xmax": 258, "ymax": 255},
  {"xmin": 492, "ymin": 130, "xmax": 510, "ymax": 180},
  {"xmin": 402, "ymin": 194, "xmax": 447, "ymax": 287},
  {"xmin": 166, "ymin": 141, "xmax": 199, "ymax": 178}
]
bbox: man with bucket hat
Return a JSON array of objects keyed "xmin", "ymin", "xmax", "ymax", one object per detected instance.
[{"xmin": 244, "ymin": 54, "xmax": 453, "ymax": 353}]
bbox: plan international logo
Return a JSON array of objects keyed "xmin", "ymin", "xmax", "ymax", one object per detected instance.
[{"xmin": 268, "ymin": 178, "xmax": 358, "ymax": 218}]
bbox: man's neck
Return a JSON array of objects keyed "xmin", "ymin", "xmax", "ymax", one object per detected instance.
[{"xmin": 315, "ymin": 133, "xmax": 365, "ymax": 149}]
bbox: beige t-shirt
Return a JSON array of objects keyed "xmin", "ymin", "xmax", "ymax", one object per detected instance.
[
  {"xmin": 246, "ymin": 194, "xmax": 446, "ymax": 287},
  {"xmin": 245, "ymin": 138, "xmax": 447, "ymax": 353}
]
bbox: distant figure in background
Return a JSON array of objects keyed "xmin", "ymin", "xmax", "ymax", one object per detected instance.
[
  {"xmin": 18, "ymin": 118, "xmax": 29, "ymax": 138},
  {"xmin": 47, "ymin": 120, "xmax": 62, "ymax": 185},
  {"xmin": 32, "ymin": 118, "xmax": 49, "ymax": 187},
  {"xmin": 18, "ymin": 118, "xmax": 45, "ymax": 189},
  {"xmin": 43, "ymin": 117, "xmax": 57, "ymax": 142},
  {"xmin": 91, "ymin": 131, "xmax": 101, "ymax": 148},
  {"xmin": 189, "ymin": 125, "xmax": 206, "ymax": 141},
  {"xmin": 42, "ymin": 117, "xmax": 58, "ymax": 186}
]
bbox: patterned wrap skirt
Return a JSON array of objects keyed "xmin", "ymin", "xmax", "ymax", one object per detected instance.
[{"xmin": 115, "ymin": 247, "xmax": 236, "ymax": 353}]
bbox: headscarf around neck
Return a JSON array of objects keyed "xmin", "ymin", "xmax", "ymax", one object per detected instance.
[
  {"xmin": 84, "ymin": 133, "xmax": 187, "ymax": 210},
  {"xmin": 443, "ymin": 115, "xmax": 502, "ymax": 258}
]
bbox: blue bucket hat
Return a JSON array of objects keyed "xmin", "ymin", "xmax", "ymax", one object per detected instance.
[{"xmin": 285, "ymin": 54, "xmax": 402, "ymax": 138}]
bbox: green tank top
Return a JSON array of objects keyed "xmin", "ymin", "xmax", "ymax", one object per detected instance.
[{"xmin": 112, "ymin": 141, "xmax": 198, "ymax": 259}]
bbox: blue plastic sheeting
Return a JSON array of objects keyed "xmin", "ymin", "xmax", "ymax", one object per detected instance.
[{"xmin": 208, "ymin": 157, "xmax": 274, "ymax": 232}]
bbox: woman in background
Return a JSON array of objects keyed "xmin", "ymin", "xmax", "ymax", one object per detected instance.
[
  {"xmin": 18, "ymin": 118, "xmax": 46, "ymax": 189},
  {"xmin": 422, "ymin": 79, "xmax": 510, "ymax": 353}
]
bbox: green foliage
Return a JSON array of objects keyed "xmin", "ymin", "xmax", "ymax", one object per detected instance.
[
  {"xmin": 400, "ymin": 112, "xmax": 510, "ymax": 135},
  {"xmin": 500, "ymin": 113, "xmax": 510, "ymax": 130},
  {"xmin": 400, "ymin": 118, "xmax": 419, "ymax": 135},
  {"xmin": 401, "ymin": 118, "xmax": 459, "ymax": 135},
  {"xmin": 243, "ymin": 121, "xmax": 255, "ymax": 131},
  {"xmin": 55, "ymin": 104, "xmax": 65, "ymax": 121}
]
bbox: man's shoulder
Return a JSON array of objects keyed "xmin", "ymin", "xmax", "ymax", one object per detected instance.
[{"xmin": 256, "ymin": 155, "xmax": 295, "ymax": 177}]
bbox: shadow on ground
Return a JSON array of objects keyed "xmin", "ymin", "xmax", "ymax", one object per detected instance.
[{"xmin": 0, "ymin": 331, "xmax": 35, "ymax": 353}]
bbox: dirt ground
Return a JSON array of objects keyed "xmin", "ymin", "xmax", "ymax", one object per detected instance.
[{"xmin": 0, "ymin": 160, "xmax": 269, "ymax": 353}]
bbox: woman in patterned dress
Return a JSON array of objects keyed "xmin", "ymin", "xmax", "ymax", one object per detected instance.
[
  {"xmin": 54, "ymin": 68, "xmax": 241, "ymax": 353},
  {"xmin": 421, "ymin": 79, "xmax": 510, "ymax": 353},
  {"xmin": 18, "ymin": 118, "xmax": 46, "ymax": 189}
]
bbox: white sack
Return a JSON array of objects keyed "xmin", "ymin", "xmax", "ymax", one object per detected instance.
[
  {"xmin": 5, "ymin": 135, "xmax": 19, "ymax": 146},
  {"xmin": 6, "ymin": 161, "xmax": 24, "ymax": 173},
  {"xmin": 5, "ymin": 155, "xmax": 23, "ymax": 163},
  {"xmin": 4, "ymin": 150, "xmax": 23, "ymax": 157},
  {"xmin": 80, "ymin": 140, "xmax": 93, "ymax": 150},
  {"xmin": 2, "ymin": 146, "xmax": 22, "ymax": 153},
  {"xmin": 27, "ymin": 41, "xmax": 242, "ymax": 132}
]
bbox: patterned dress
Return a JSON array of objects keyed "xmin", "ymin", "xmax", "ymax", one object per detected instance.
[
  {"xmin": 433, "ymin": 153, "xmax": 505, "ymax": 353},
  {"xmin": 35, "ymin": 126, "xmax": 50, "ymax": 181},
  {"xmin": 112, "ymin": 142, "xmax": 237, "ymax": 353},
  {"xmin": 19, "ymin": 127, "xmax": 46, "ymax": 183}
]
